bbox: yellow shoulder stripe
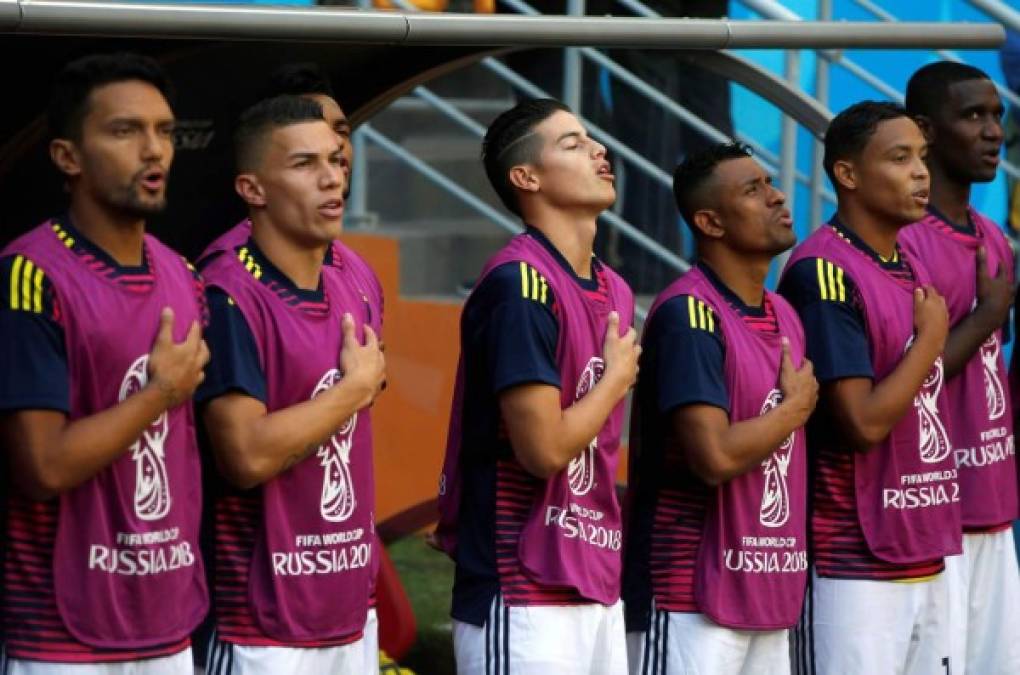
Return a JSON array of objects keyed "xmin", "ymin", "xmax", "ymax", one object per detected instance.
[
  {"xmin": 518, "ymin": 262, "xmax": 549, "ymax": 304},
  {"xmin": 686, "ymin": 296, "xmax": 715, "ymax": 332},
  {"xmin": 815, "ymin": 258, "xmax": 846, "ymax": 302},
  {"xmin": 51, "ymin": 222, "xmax": 75, "ymax": 248},
  {"xmin": 237, "ymin": 247, "xmax": 263, "ymax": 280},
  {"xmin": 8, "ymin": 255, "xmax": 45, "ymax": 314}
]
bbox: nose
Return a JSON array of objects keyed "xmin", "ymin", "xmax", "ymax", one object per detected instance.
[
  {"xmin": 141, "ymin": 127, "xmax": 167, "ymax": 161},
  {"xmin": 983, "ymin": 117, "xmax": 1004, "ymax": 144},
  {"xmin": 911, "ymin": 154, "xmax": 930, "ymax": 181},
  {"xmin": 769, "ymin": 184, "xmax": 787, "ymax": 206},
  {"xmin": 591, "ymin": 138, "xmax": 607, "ymax": 159},
  {"xmin": 321, "ymin": 161, "xmax": 344, "ymax": 190}
]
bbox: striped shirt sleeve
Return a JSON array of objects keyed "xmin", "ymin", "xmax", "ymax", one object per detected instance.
[
  {"xmin": 0, "ymin": 254, "xmax": 69, "ymax": 412},
  {"xmin": 778, "ymin": 257, "xmax": 873, "ymax": 382},
  {"xmin": 465, "ymin": 261, "xmax": 560, "ymax": 395},
  {"xmin": 644, "ymin": 294, "xmax": 729, "ymax": 414}
]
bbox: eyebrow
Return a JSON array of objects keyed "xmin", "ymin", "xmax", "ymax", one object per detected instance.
[
  {"xmin": 962, "ymin": 103, "xmax": 1004, "ymax": 116},
  {"xmin": 556, "ymin": 131, "xmax": 583, "ymax": 143},
  {"xmin": 287, "ymin": 151, "xmax": 321, "ymax": 161}
]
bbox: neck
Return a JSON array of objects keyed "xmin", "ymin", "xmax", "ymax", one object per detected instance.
[
  {"xmin": 68, "ymin": 196, "xmax": 146, "ymax": 267},
  {"xmin": 525, "ymin": 206, "xmax": 597, "ymax": 279},
  {"xmin": 927, "ymin": 162, "xmax": 971, "ymax": 225},
  {"xmin": 699, "ymin": 246, "xmax": 769, "ymax": 307},
  {"xmin": 835, "ymin": 200, "xmax": 901, "ymax": 261},
  {"xmin": 250, "ymin": 213, "xmax": 327, "ymax": 291}
]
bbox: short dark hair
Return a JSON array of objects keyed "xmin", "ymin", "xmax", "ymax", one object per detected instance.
[
  {"xmin": 905, "ymin": 61, "xmax": 990, "ymax": 120},
  {"xmin": 823, "ymin": 101, "xmax": 910, "ymax": 188},
  {"xmin": 234, "ymin": 95, "xmax": 325, "ymax": 172},
  {"xmin": 259, "ymin": 62, "xmax": 339, "ymax": 107},
  {"xmin": 48, "ymin": 52, "xmax": 172, "ymax": 141},
  {"xmin": 672, "ymin": 142, "xmax": 752, "ymax": 228},
  {"xmin": 482, "ymin": 98, "xmax": 571, "ymax": 217}
]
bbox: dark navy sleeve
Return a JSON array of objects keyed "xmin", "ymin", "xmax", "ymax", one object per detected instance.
[
  {"xmin": 778, "ymin": 257, "xmax": 873, "ymax": 382},
  {"xmin": 467, "ymin": 262, "xmax": 560, "ymax": 394},
  {"xmin": 645, "ymin": 295, "xmax": 729, "ymax": 414},
  {"xmin": 195, "ymin": 287, "xmax": 267, "ymax": 404},
  {"xmin": 0, "ymin": 255, "xmax": 69, "ymax": 412}
]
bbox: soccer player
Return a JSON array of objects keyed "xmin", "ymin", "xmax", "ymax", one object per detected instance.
[
  {"xmin": 197, "ymin": 96, "xmax": 385, "ymax": 674},
  {"xmin": 900, "ymin": 62, "xmax": 1019, "ymax": 673},
  {"xmin": 623, "ymin": 143, "xmax": 818, "ymax": 674},
  {"xmin": 198, "ymin": 62, "xmax": 353, "ymax": 264},
  {"xmin": 434, "ymin": 98, "xmax": 640, "ymax": 674},
  {"xmin": 0, "ymin": 53, "xmax": 210, "ymax": 674},
  {"xmin": 778, "ymin": 101, "xmax": 960, "ymax": 674}
]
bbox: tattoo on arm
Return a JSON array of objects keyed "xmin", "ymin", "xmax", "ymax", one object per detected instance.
[{"xmin": 280, "ymin": 442, "xmax": 321, "ymax": 473}]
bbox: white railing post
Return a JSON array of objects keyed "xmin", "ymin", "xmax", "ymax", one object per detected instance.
[
  {"xmin": 563, "ymin": 0, "xmax": 585, "ymax": 111},
  {"xmin": 348, "ymin": 128, "xmax": 372, "ymax": 228},
  {"xmin": 809, "ymin": 0, "xmax": 832, "ymax": 230}
]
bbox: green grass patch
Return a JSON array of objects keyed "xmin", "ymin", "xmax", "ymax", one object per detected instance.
[{"xmin": 387, "ymin": 535, "xmax": 457, "ymax": 675}]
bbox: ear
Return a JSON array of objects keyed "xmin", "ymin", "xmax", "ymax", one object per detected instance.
[
  {"xmin": 508, "ymin": 165, "xmax": 539, "ymax": 194},
  {"xmin": 691, "ymin": 209, "xmax": 725, "ymax": 240},
  {"xmin": 49, "ymin": 139, "xmax": 82, "ymax": 178},
  {"xmin": 913, "ymin": 114, "xmax": 935, "ymax": 144},
  {"xmin": 832, "ymin": 159, "xmax": 857, "ymax": 192},
  {"xmin": 235, "ymin": 173, "xmax": 267, "ymax": 208}
]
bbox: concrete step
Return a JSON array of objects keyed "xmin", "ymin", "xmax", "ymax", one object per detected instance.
[{"xmin": 350, "ymin": 218, "xmax": 515, "ymax": 297}]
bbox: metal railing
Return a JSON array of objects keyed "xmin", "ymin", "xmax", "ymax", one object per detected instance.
[
  {"xmin": 851, "ymin": 0, "xmax": 1020, "ymax": 110},
  {"xmin": 735, "ymin": 0, "xmax": 1020, "ymax": 186},
  {"xmin": 338, "ymin": 0, "xmax": 1015, "ymax": 288},
  {"xmin": 361, "ymin": 0, "xmax": 692, "ymax": 282},
  {"xmin": 967, "ymin": 0, "xmax": 1020, "ymax": 34}
]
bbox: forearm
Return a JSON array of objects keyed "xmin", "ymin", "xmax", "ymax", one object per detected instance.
[
  {"xmin": 209, "ymin": 379, "xmax": 372, "ymax": 489},
  {"xmin": 9, "ymin": 385, "xmax": 170, "ymax": 499},
  {"xmin": 702, "ymin": 404, "xmax": 803, "ymax": 483},
  {"xmin": 505, "ymin": 377, "xmax": 627, "ymax": 479},
  {"xmin": 677, "ymin": 401, "xmax": 803, "ymax": 487},
  {"xmin": 839, "ymin": 340, "xmax": 941, "ymax": 450}
]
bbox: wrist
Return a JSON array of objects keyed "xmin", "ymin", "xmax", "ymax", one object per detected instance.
[
  {"xmin": 775, "ymin": 397, "xmax": 807, "ymax": 429},
  {"xmin": 143, "ymin": 376, "xmax": 178, "ymax": 411},
  {"xmin": 599, "ymin": 368, "xmax": 631, "ymax": 400},
  {"xmin": 911, "ymin": 330, "xmax": 945, "ymax": 357},
  {"xmin": 339, "ymin": 372, "xmax": 376, "ymax": 410},
  {"xmin": 971, "ymin": 302, "xmax": 1004, "ymax": 333}
]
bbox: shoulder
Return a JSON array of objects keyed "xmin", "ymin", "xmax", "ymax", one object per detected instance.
[
  {"xmin": 648, "ymin": 293, "xmax": 720, "ymax": 339},
  {"xmin": 473, "ymin": 261, "xmax": 556, "ymax": 311},
  {"xmin": 779, "ymin": 256, "xmax": 856, "ymax": 306},
  {"xmin": 0, "ymin": 254, "xmax": 57, "ymax": 316}
]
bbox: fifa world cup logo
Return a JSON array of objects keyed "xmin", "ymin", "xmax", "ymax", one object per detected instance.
[
  {"xmin": 568, "ymin": 357, "xmax": 605, "ymax": 496},
  {"xmin": 312, "ymin": 369, "xmax": 358, "ymax": 522},
  {"xmin": 759, "ymin": 389, "xmax": 794, "ymax": 528},
  {"xmin": 979, "ymin": 334, "xmax": 1006, "ymax": 421},
  {"xmin": 120, "ymin": 355, "xmax": 171, "ymax": 521},
  {"xmin": 907, "ymin": 338, "xmax": 951, "ymax": 464}
]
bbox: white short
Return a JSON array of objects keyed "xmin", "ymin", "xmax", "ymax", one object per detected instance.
[
  {"xmin": 204, "ymin": 609, "xmax": 378, "ymax": 675},
  {"xmin": 626, "ymin": 610, "xmax": 790, "ymax": 675},
  {"xmin": 453, "ymin": 595, "xmax": 628, "ymax": 675},
  {"xmin": 794, "ymin": 569, "xmax": 952, "ymax": 675},
  {"xmin": 945, "ymin": 528, "xmax": 1020, "ymax": 675},
  {"xmin": 2, "ymin": 647, "xmax": 193, "ymax": 675}
]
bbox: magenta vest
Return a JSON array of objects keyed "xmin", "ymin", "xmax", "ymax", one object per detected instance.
[
  {"xmin": 900, "ymin": 211, "xmax": 1017, "ymax": 528},
  {"xmin": 201, "ymin": 236, "xmax": 382, "ymax": 641},
  {"xmin": 1, "ymin": 221, "xmax": 208, "ymax": 648},
  {"xmin": 785, "ymin": 226, "xmax": 962, "ymax": 563},
  {"xmin": 437, "ymin": 233, "xmax": 634, "ymax": 605},
  {"xmin": 646, "ymin": 267, "xmax": 808, "ymax": 629}
]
